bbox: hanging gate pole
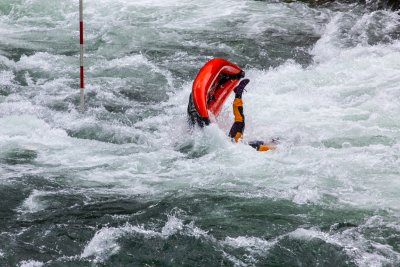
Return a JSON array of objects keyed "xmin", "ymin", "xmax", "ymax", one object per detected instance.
[{"xmin": 79, "ymin": 0, "xmax": 85, "ymax": 112}]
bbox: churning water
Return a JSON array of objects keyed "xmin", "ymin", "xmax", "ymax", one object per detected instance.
[{"xmin": 1, "ymin": 0, "xmax": 400, "ymax": 266}]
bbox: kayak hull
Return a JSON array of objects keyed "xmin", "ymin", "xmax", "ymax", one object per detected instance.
[{"xmin": 192, "ymin": 58, "xmax": 243, "ymax": 120}]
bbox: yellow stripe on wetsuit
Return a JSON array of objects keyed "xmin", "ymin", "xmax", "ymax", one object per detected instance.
[
  {"xmin": 231, "ymin": 98, "xmax": 244, "ymax": 142},
  {"xmin": 233, "ymin": 98, "xmax": 244, "ymax": 122}
]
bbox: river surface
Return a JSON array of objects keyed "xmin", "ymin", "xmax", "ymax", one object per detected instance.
[{"xmin": 1, "ymin": 0, "xmax": 400, "ymax": 266}]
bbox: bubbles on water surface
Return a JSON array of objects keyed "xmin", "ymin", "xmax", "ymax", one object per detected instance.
[{"xmin": 1, "ymin": 0, "xmax": 400, "ymax": 266}]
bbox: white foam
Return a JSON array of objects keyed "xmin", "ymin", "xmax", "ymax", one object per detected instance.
[
  {"xmin": 312, "ymin": 10, "xmax": 400, "ymax": 63},
  {"xmin": 81, "ymin": 226, "xmax": 125, "ymax": 262},
  {"xmin": 0, "ymin": 70, "xmax": 15, "ymax": 86},
  {"xmin": 16, "ymin": 52, "xmax": 75, "ymax": 75},
  {"xmin": 243, "ymin": 1, "xmax": 328, "ymax": 37},
  {"xmin": 161, "ymin": 215, "xmax": 184, "ymax": 236},
  {"xmin": 19, "ymin": 260, "xmax": 44, "ymax": 267},
  {"xmin": 1, "ymin": 0, "xmax": 399, "ymax": 214},
  {"xmin": 289, "ymin": 227, "xmax": 400, "ymax": 267},
  {"xmin": 81, "ymin": 216, "xmax": 182, "ymax": 262},
  {"xmin": 1, "ymin": 1, "xmax": 400, "ymax": 265},
  {"xmin": 19, "ymin": 189, "xmax": 47, "ymax": 213},
  {"xmin": 222, "ymin": 236, "xmax": 277, "ymax": 255},
  {"xmin": 81, "ymin": 214, "xmax": 217, "ymax": 262}
]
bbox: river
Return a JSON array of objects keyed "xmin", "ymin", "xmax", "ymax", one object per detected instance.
[{"xmin": 1, "ymin": 0, "xmax": 400, "ymax": 266}]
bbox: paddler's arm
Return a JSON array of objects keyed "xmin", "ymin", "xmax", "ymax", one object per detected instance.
[
  {"xmin": 233, "ymin": 98, "xmax": 244, "ymax": 123},
  {"xmin": 248, "ymin": 140, "xmax": 276, "ymax": 151}
]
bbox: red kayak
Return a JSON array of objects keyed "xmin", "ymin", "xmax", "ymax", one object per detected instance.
[{"xmin": 189, "ymin": 58, "xmax": 243, "ymax": 125}]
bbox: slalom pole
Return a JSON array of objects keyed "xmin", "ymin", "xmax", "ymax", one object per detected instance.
[{"xmin": 79, "ymin": 0, "xmax": 85, "ymax": 112}]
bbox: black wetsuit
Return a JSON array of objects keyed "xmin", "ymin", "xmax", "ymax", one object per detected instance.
[{"xmin": 187, "ymin": 93, "xmax": 210, "ymax": 127}]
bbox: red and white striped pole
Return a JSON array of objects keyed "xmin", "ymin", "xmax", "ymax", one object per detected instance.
[{"xmin": 79, "ymin": 0, "xmax": 85, "ymax": 112}]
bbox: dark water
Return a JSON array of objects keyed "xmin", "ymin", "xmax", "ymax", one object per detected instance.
[{"xmin": 1, "ymin": 0, "xmax": 400, "ymax": 266}]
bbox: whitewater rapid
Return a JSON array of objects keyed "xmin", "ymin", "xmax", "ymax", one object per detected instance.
[{"xmin": 1, "ymin": 0, "xmax": 400, "ymax": 266}]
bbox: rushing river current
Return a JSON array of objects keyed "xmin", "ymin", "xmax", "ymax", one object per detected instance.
[{"xmin": 1, "ymin": 0, "xmax": 400, "ymax": 266}]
